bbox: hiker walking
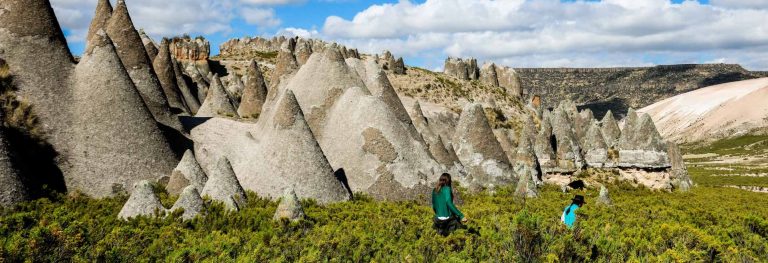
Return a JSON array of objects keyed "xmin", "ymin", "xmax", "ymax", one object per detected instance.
[
  {"xmin": 561, "ymin": 195, "xmax": 585, "ymax": 229},
  {"xmin": 432, "ymin": 173, "xmax": 467, "ymax": 236}
]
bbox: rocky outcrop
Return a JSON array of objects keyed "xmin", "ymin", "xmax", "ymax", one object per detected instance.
[
  {"xmin": 138, "ymin": 29, "xmax": 158, "ymax": 61},
  {"xmin": 273, "ymin": 188, "xmax": 305, "ymax": 222},
  {"xmin": 86, "ymin": 0, "xmax": 112, "ymax": 43},
  {"xmin": 154, "ymin": 39, "xmax": 188, "ymax": 114},
  {"xmin": 225, "ymin": 73, "xmax": 245, "ymax": 105},
  {"xmin": 237, "ymin": 61, "xmax": 268, "ymax": 118},
  {"xmin": 480, "ymin": 63, "xmax": 500, "ymax": 87},
  {"xmin": 601, "ymin": 110, "xmax": 621, "ymax": 148},
  {"xmin": 166, "ymin": 150, "xmax": 207, "ymax": 195},
  {"xmin": 444, "ymin": 57, "xmax": 478, "ymax": 81},
  {"xmin": 69, "ymin": 31, "xmax": 177, "ymax": 197},
  {"xmin": 551, "ymin": 107, "xmax": 584, "ymax": 173},
  {"xmin": 170, "ymin": 36, "xmax": 210, "ymax": 61},
  {"xmin": 172, "ymin": 59, "xmax": 201, "ymax": 114},
  {"xmin": 0, "ymin": 115, "xmax": 27, "ymax": 207},
  {"xmin": 200, "ymin": 157, "xmax": 247, "ymax": 211},
  {"xmin": 453, "ymin": 104, "xmax": 514, "ymax": 188},
  {"xmin": 516, "ymin": 64, "xmax": 763, "ymax": 117},
  {"xmin": 410, "ymin": 101, "xmax": 460, "ymax": 167},
  {"xmin": 196, "ymin": 75, "xmax": 237, "ymax": 118},
  {"xmin": 191, "ymin": 90, "xmax": 351, "ymax": 203},
  {"xmin": 534, "ymin": 113, "xmax": 557, "ymax": 173},
  {"xmin": 270, "ymin": 43, "xmax": 300, "ymax": 87},
  {"xmin": 0, "ymin": 0, "xmax": 76, "ymax": 180},
  {"xmin": 583, "ymin": 121, "xmax": 611, "ymax": 168},
  {"xmin": 106, "ymin": 0, "xmax": 183, "ymax": 125},
  {"xmin": 513, "ymin": 121, "xmax": 542, "ymax": 198},
  {"xmin": 618, "ymin": 113, "xmax": 670, "ymax": 168},
  {"xmin": 667, "ymin": 143, "xmax": 693, "ymax": 191},
  {"xmin": 118, "ymin": 180, "xmax": 165, "ymax": 219},
  {"xmin": 170, "ymin": 185, "xmax": 205, "ymax": 220},
  {"xmin": 597, "ymin": 185, "xmax": 612, "ymax": 206},
  {"xmin": 377, "ymin": 51, "xmax": 405, "ymax": 75}
]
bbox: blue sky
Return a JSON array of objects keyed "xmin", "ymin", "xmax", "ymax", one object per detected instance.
[{"xmin": 52, "ymin": 0, "xmax": 768, "ymax": 70}]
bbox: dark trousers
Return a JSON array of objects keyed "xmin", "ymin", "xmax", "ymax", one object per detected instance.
[{"xmin": 433, "ymin": 217, "xmax": 462, "ymax": 236}]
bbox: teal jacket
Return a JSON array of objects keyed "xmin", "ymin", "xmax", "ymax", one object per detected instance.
[
  {"xmin": 432, "ymin": 186, "xmax": 464, "ymax": 220},
  {"xmin": 561, "ymin": 204, "xmax": 579, "ymax": 229}
]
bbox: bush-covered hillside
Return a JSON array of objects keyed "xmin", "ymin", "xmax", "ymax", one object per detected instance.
[{"xmin": 2, "ymin": 184, "xmax": 767, "ymax": 262}]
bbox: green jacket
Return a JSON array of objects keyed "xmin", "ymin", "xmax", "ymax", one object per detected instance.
[{"xmin": 432, "ymin": 186, "xmax": 464, "ymax": 219}]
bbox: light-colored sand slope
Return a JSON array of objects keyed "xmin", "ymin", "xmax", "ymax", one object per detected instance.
[{"xmin": 640, "ymin": 78, "xmax": 768, "ymax": 143}]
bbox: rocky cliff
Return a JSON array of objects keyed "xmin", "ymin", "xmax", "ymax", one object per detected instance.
[{"xmin": 515, "ymin": 64, "xmax": 763, "ymax": 118}]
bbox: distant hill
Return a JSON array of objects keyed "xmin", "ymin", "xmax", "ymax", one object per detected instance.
[
  {"xmin": 516, "ymin": 64, "xmax": 767, "ymax": 118},
  {"xmin": 640, "ymin": 78, "xmax": 768, "ymax": 144}
]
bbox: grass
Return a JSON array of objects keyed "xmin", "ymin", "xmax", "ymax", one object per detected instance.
[
  {"xmin": 682, "ymin": 134, "xmax": 768, "ymax": 189},
  {"xmin": 683, "ymin": 134, "xmax": 768, "ymax": 156},
  {"xmin": 1, "ymin": 184, "xmax": 766, "ymax": 262}
]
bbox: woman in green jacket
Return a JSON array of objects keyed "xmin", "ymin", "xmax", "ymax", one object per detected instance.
[{"xmin": 432, "ymin": 173, "xmax": 467, "ymax": 236}]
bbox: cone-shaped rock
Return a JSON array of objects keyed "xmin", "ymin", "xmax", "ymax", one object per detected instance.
[
  {"xmin": 514, "ymin": 170, "xmax": 539, "ymax": 198},
  {"xmin": 295, "ymin": 40, "xmax": 313, "ymax": 66},
  {"xmin": 583, "ymin": 121, "xmax": 611, "ymax": 168},
  {"xmin": 86, "ymin": 0, "xmax": 112, "ymax": 43},
  {"xmin": 0, "ymin": 0, "xmax": 75, "ymax": 174},
  {"xmin": 186, "ymin": 64, "xmax": 210, "ymax": 102},
  {"xmin": 318, "ymin": 87, "xmax": 441, "ymax": 199},
  {"xmin": 601, "ymin": 110, "xmax": 621, "ymax": 148},
  {"xmin": 237, "ymin": 61, "xmax": 268, "ymax": 118},
  {"xmin": 226, "ymin": 74, "xmax": 245, "ymax": 105},
  {"xmin": 494, "ymin": 129, "xmax": 518, "ymax": 164},
  {"xmin": 200, "ymin": 157, "xmax": 247, "ymax": 211},
  {"xmin": 480, "ymin": 62, "xmax": 499, "ymax": 87},
  {"xmin": 167, "ymin": 150, "xmax": 207, "ymax": 195},
  {"xmin": 154, "ymin": 39, "xmax": 188, "ymax": 114},
  {"xmin": 597, "ymin": 185, "xmax": 612, "ymax": 206},
  {"xmin": 284, "ymin": 46, "xmax": 366, "ymax": 133},
  {"xmin": 118, "ymin": 180, "xmax": 166, "ymax": 219},
  {"xmin": 69, "ymin": 31, "xmax": 177, "ymax": 197},
  {"xmin": 106, "ymin": 0, "xmax": 183, "ymax": 126},
  {"xmin": 173, "ymin": 59, "xmax": 201, "ymax": 114},
  {"xmin": 346, "ymin": 58, "xmax": 413, "ymax": 128},
  {"xmin": 514, "ymin": 133, "xmax": 542, "ymax": 190},
  {"xmin": 534, "ymin": 112, "xmax": 557, "ymax": 173},
  {"xmin": 453, "ymin": 103, "xmax": 514, "ymax": 187},
  {"xmin": 139, "ymin": 29, "xmax": 158, "ymax": 61},
  {"xmin": 170, "ymin": 185, "xmax": 205, "ymax": 220},
  {"xmin": 0, "ymin": 118, "xmax": 27, "ymax": 207},
  {"xmin": 618, "ymin": 113, "xmax": 670, "ymax": 168},
  {"xmin": 575, "ymin": 109, "xmax": 594, "ymax": 145},
  {"xmin": 196, "ymin": 75, "xmax": 238, "ymax": 118},
  {"xmin": 551, "ymin": 107, "xmax": 585, "ymax": 173},
  {"xmin": 667, "ymin": 143, "xmax": 693, "ymax": 191},
  {"xmin": 190, "ymin": 90, "xmax": 350, "ymax": 203},
  {"xmin": 270, "ymin": 44, "xmax": 299, "ymax": 87},
  {"xmin": 273, "ymin": 188, "xmax": 305, "ymax": 221},
  {"xmin": 410, "ymin": 101, "xmax": 460, "ymax": 167},
  {"xmin": 621, "ymin": 108, "xmax": 639, "ymax": 132}
]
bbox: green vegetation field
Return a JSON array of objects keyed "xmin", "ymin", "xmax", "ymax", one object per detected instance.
[
  {"xmin": 2, "ymin": 183, "xmax": 767, "ymax": 262},
  {"xmin": 683, "ymin": 135, "xmax": 768, "ymax": 188}
]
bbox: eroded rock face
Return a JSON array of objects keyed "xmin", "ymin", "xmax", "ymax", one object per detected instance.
[
  {"xmin": 534, "ymin": 112, "xmax": 557, "ymax": 173},
  {"xmin": 597, "ymin": 185, "xmax": 612, "ymax": 206},
  {"xmin": 237, "ymin": 61, "xmax": 268, "ymax": 118},
  {"xmin": 200, "ymin": 157, "xmax": 247, "ymax": 211},
  {"xmin": 583, "ymin": 121, "xmax": 611, "ymax": 168},
  {"xmin": 551, "ymin": 107, "xmax": 584, "ymax": 173},
  {"xmin": 601, "ymin": 110, "xmax": 621, "ymax": 148},
  {"xmin": 106, "ymin": 0, "xmax": 182, "ymax": 126},
  {"xmin": 191, "ymin": 90, "xmax": 350, "ymax": 204},
  {"xmin": 667, "ymin": 143, "xmax": 693, "ymax": 191},
  {"xmin": 172, "ymin": 59, "xmax": 201, "ymax": 114},
  {"xmin": 0, "ymin": 115, "xmax": 27, "ymax": 207},
  {"xmin": 138, "ymin": 29, "xmax": 158, "ymax": 61},
  {"xmin": 273, "ymin": 188, "xmax": 305, "ymax": 222},
  {"xmin": 86, "ymin": 0, "xmax": 112, "ymax": 44},
  {"xmin": 196, "ymin": 75, "xmax": 237, "ymax": 118},
  {"xmin": 514, "ymin": 123, "xmax": 542, "ymax": 197},
  {"xmin": 444, "ymin": 57, "xmax": 478, "ymax": 81},
  {"xmin": 453, "ymin": 104, "xmax": 514, "ymax": 188},
  {"xmin": 118, "ymin": 180, "xmax": 165, "ymax": 219},
  {"xmin": 170, "ymin": 185, "xmax": 205, "ymax": 220},
  {"xmin": 409, "ymin": 101, "xmax": 461, "ymax": 168},
  {"xmin": 154, "ymin": 39, "xmax": 188, "ymax": 114},
  {"xmin": 618, "ymin": 113, "xmax": 670, "ymax": 168},
  {"xmin": 170, "ymin": 36, "xmax": 210, "ymax": 61},
  {"xmin": 480, "ymin": 63, "xmax": 500, "ymax": 87},
  {"xmin": 69, "ymin": 31, "xmax": 177, "ymax": 197},
  {"xmin": 167, "ymin": 150, "xmax": 207, "ymax": 195},
  {"xmin": 270, "ymin": 43, "xmax": 300, "ymax": 87}
]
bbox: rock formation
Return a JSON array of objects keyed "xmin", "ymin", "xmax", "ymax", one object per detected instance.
[
  {"xmin": 0, "ymin": 113, "xmax": 27, "ymax": 207},
  {"xmin": 170, "ymin": 185, "xmax": 205, "ymax": 220},
  {"xmin": 196, "ymin": 75, "xmax": 238, "ymax": 118},
  {"xmin": 191, "ymin": 90, "xmax": 351, "ymax": 203},
  {"xmin": 237, "ymin": 61, "xmax": 268, "ymax": 118},
  {"xmin": 270, "ymin": 43, "xmax": 300, "ymax": 87},
  {"xmin": 410, "ymin": 101, "xmax": 461, "ymax": 167},
  {"xmin": 0, "ymin": 0, "xmax": 76, "ymax": 179},
  {"xmin": 513, "ymin": 126, "xmax": 542, "ymax": 198},
  {"xmin": 667, "ymin": 143, "xmax": 693, "ymax": 191},
  {"xmin": 139, "ymin": 29, "xmax": 158, "ymax": 61},
  {"xmin": 166, "ymin": 150, "xmax": 208, "ymax": 195},
  {"xmin": 154, "ymin": 39, "xmax": 188, "ymax": 114},
  {"xmin": 534, "ymin": 112, "xmax": 557, "ymax": 173},
  {"xmin": 106, "ymin": 0, "xmax": 184, "ymax": 125},
  {"xmin": 200, "ymin": 157, "xmax": 247, "ymax": 211},
  {"xmin": 582, "ymin": 121, "xmax": 610, "ymax": 168},
  {"xmin": 273, "ymin": 188, "xmax": 305, "ymax": 222},
  {"xmin": 494, "ymin": 129, "xmax": 518, "ymax": 164},
  {"xmin": 618, "ymin": 113, "xmax": 670, "ymax": 168},
  {"xmin": 69, "ymin": 31, "xmax": 177, "ymax": 197},
  {"xmin": 480, "ymin": 63, "xmax": 500, "ymax": 87},
  {"xmin": 444, "ymin": 57, "xmax": 478, "ymax": 81},
  {"xmin": 118, "ymin": 180, "xmax": 165, "ymax": 219},
  {"xmin": 597, "ymin": 185, "xmax": 612, "ymax": 206},
  {"xmin": 173, "ymin": 59, "xmax": 201, "ymax": 114},
  {"xmin": 550, "ymin": 107, "xmax": 585, "ymax": 173},
  {"xmin": 86, "ymin": 0, "xmax": 112, "ymax": 43},
  {"xmin": 601, "ymin": 110, "xmax": 621, "ymax": 148},
  {"xmin": 452, "ymin": 104, "xmax": 515, "ymax": 188}
]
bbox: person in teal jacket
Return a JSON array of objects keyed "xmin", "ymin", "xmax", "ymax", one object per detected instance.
[
  {"xmin": 561, "ymin": 195, "xmax": 585, "ymax": 229},
  {"xmin": 432, "ymin": 173, "xmax": 467, "ymax": 236}
]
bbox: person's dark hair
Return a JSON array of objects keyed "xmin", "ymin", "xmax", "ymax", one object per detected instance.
[{"xmin": 435, "ymin": 173, "xmax": 454, "ymax": 201}]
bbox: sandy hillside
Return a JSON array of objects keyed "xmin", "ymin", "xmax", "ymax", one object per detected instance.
[{"xmin": 640, "ymin": 78, "xmax": 768, "ymax": 143}]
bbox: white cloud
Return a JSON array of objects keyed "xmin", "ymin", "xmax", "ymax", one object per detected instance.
[
  {"xmin": 241, "ymin": 7, "xmax": 281, "ymax": 28},
  {"xmin": 240, "ymin": 0, "xmax": 305, "ymax": 5},
  {"xmin": 316, "ymin": 0, "xmax": 768, "ymax": 70}
]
